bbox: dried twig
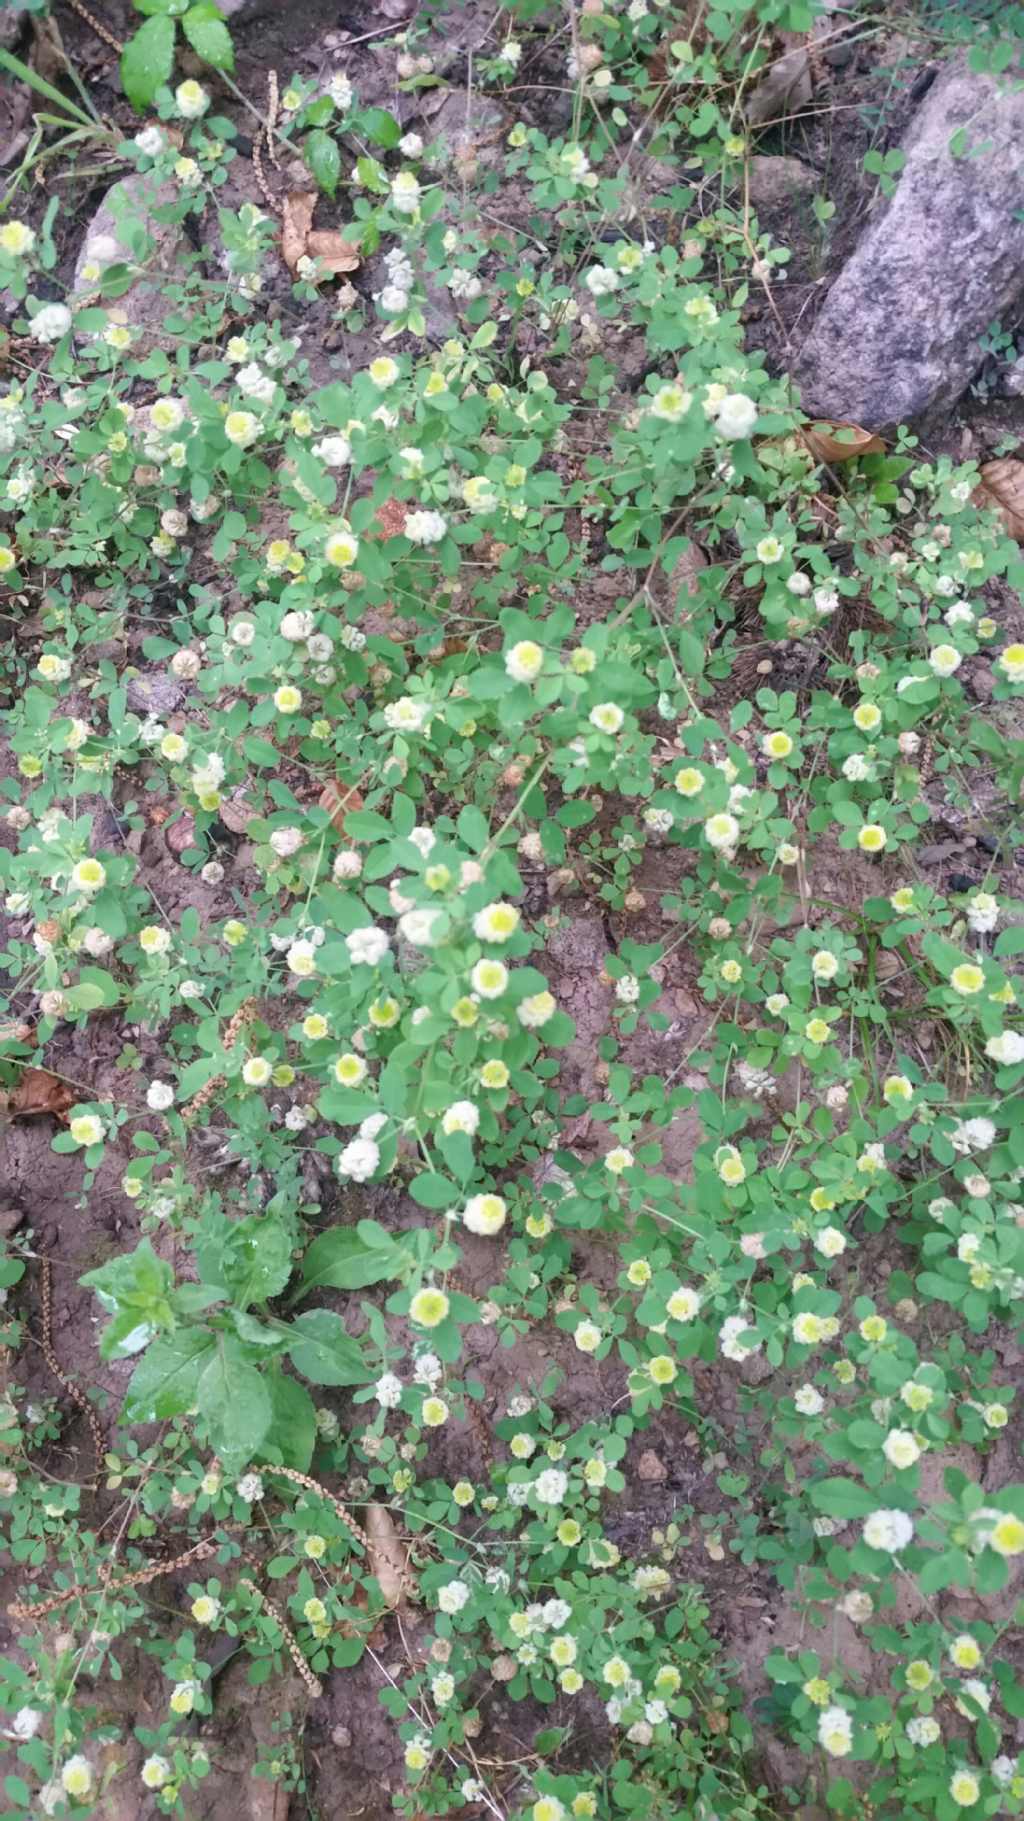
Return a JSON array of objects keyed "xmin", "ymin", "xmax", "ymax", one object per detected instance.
[{"xmin": 38, "ymin": 1255, "xmax": 105, "ymax": 1484}]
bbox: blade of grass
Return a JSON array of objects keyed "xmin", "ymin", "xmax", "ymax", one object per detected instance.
[{"xmin": 0, "ymin": 47, "xmax": 98, "ymax": 130}]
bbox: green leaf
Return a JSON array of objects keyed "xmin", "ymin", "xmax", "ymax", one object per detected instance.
[
  {"xmin": 124, "ymin": 1331, "xmax": 215, "ymax": 1423},
  {"xmin": 360, "ymin": 107, "xmax": 401, "ymax": 149},
  {"xmin": 298, "ymin": 1226, "xmax": 401, "ymax": 1296},
  {"xmin": 409, "ymin": 1172, "xmax": 458, "ymax": 1209},
  {"xmin": 120, "ymin": 15, "xmax": 176, "ymax": 111},
  {"xmin": 181, "ymin": 1, "xmax": 234, "ymax": 71},
  {"xmin": 262, "ymin": 1371, "xmax": 316, "ymax": 1471},
  {"xmin": 808, "ymin": 1477, "xmax": 878, "ymax": 1517},
  {"xmin": 197, "ymin": 1213, "xmax": 294, "ymax": 1310},
  {"xmin": 994, "ymin": 925, "xmax": 1024, "ymax": 957},
  {"xmin": 457, "ymin": 805, "xmax": 489, "ymax": 849},
  {"xmin": 286, "ymin": 1310, "xmax": 369, "ymax": 1386},
  {"xmin": 304, "ymin": 129, "xmax": 341, "ymax": 197},
  {"xmin": 197, "ymin": 1341, "xmax": 272, "ymax": 1468}
]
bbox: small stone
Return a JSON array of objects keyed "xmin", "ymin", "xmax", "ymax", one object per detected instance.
[
  {"xmin": 746, "ymin": 155, "xmax": 819, "ymax": 207},
  {"xmin": 74, "ymin": 174, "xmax": 190, "ymax": 352},
  {"xmin": 638, "ymin": 1449, "xmax": 667, "ymax": 1482},
  {"xmin": 125, "ymin": 671, "xmax": 184, "ymax": 717},
  {"xmin": 330, "ymin": 1724, "xmax": 352, "ymax": 1748},
  {"xmin": 165, "ymin": 813, "xmax": 197, "ymax": 858},
  {"xmin": 0, "ymin": 1208, "xmax": 24, "ymax": 1238}
]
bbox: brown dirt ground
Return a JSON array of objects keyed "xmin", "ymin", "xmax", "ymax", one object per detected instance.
[{"xmin": 2, "ymin": 2, "xmax": 1024, "ymax": 1817}]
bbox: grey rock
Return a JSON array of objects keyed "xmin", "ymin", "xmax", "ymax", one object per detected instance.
[
  {"xmin": 74, "ymin": 173, "xmax": 191, "ymax": 350},
  {"xmin": 125, "ymin": 670, "xmax": 185, "ymax": 717},
  {"xmin": 0, "ymin": 5, "xmax": 28, "ymax": 49},
  {"xmin": 1002, "ymin": 354, "xmax": 1024, "ymax": 397},
  {"xmin": 793, "ymin": 58, "xmax": 1024, "ymax": 429},
  {"xmin": 747, "ymin": 154, "xmax": 819, "ymax": 207}
]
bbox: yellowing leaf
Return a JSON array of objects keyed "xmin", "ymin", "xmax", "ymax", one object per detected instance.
[
  {"xmin": 973, "ymin": 458, "xmax": 1024, "ymax": 540},
  {"xmin": 801, "ymin": 421, "xmax": 885, "ymax": 463}
]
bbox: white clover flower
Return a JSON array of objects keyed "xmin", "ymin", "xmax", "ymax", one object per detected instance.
[
  {"xmin": 533, "ymin": 1467, "xmax": 568, "ymax": 1505},
  {"xmin": 986, "ymin": 1030, "xmax": 1024, "ymax": 1065},
  {"xmin": 313, "ymin": 434, "xmax": 351, "ymax": 468},
  {"xmin": 461, "ymin": 1190, "xmax": 505, "ymax": 1235},
  {"xmin": 794, "ymin": 1384, "xmax": 824, "ymax": 1415},
  {"xmin": 862, "ymin": 1508, "xmax": 914, "ymax": 1552},
  {"xmin": 906, "ymin": 1715, "xmax": 941, "ymax": 1746},
  {"xmin": 384, "ymin": 696, "xmax": 431, "ymax": 732},
  {"xmin": 883, "ymin": 1429, "xmax": 921, "ymax": 1469},
  {"xmin": 336, "ymin": 1138, "xmax": 379, "ymax": 1182},
  {"xmin": 928, "ymin": 643, "xmax": 962, "ymax": 678},
  {"xmin": 224, "ymin": 410, "xmax": 258, "ymax": 447},
  {"xmin": 60, "ymin": 1756, "xmax": 95, "ymax": 1798},
  {"xmin": 404, "ymin": 509, "xmax": 447, "ymax": 545},
  {"xmin": 649, "ymin": 381, "xmax": 691, "ymax": 422},
  {"xmin": 714, "ymin": 392, "xmax": 758, "ymax": 439},
  {"xmin": 967, "ymin": 891, "xmax": 999, "ymax": 933},
  {"xmin": 145, "ymin": 1080, "xmax": 175, "ymax": 1112},
  {"xmin": 30, "ymin": 302, "xmax": 73, "ymax": 345},
  {"xmin": 391, "ymin": 170, "xmax": 421, "ymax": 214},
  {"xmin": 704, "ymin": 812, "xmax": 739, "ymax": 852},
  {"xmin": 719, "ymin": 1313, "xmax": 761, "ymax": 1361},
  {"xmin": 375, "ymin": 1372, "xmax": 403, "ymax": 1409},
  {"xmin": 818, "ymin": 1705, "xmax": 853, "ymax": 1756},
  {"xmin": 437, "ymin": 1578, "xmax": 470, "ymax": 1613},
  {"xmin": 442, "ymin": 1100, "xmax": 480, "ymax": 1137},
  {"xmin": 175, "ymin": 79, "xmax": 209, "ymax": 118},
  {"xmin": 399, "ymin": 908, "xmax": 444, "ymax": 948},
  {"xmin": 287, "ymin": 940, "xmax": 317, "ymax": 977},
  {"xmin": 346, "ymin": 926, "xmax": 389, "ymax": 966}
]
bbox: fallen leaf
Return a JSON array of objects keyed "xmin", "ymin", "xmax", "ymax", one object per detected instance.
[
  {"xmin": 974, "ymin": 459, "xmax": 1024, "ymax": 539},
  {"xmin": 364, "ymin": 1502, "xmax": 409, "ymax": 1609},
  {"xmin": 801, "ymin": 421, "xmax": 885, "ymax": 463},
  {"xmin": 281, "ymin": 190, "xmax": 315, "ymax": 274},
  {"xmin": 10, "ymin": 1068, "xmax": 75, "ymax": 1123},
  {"xmin": 745, "ymin": 37, "xmax": 813, "ymax": 128},
  {"xmin": 304, "ymin": 229, "xmax": 361, "ymax": 278},
  {"xmin": 218, "ymin": 788, "xmax": 257, "ymax": 834},
  {"xmin": 281, "ymin": 191, "xmax": 360, "ymax": 280},
  {"xmin": 317, "ymin": 779, "xmax": 364, "ymax": 835}
]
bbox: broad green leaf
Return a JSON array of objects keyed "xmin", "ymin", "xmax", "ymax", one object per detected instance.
[
  {"xmin": 124, "ymin": 1331, "xmax": 215, "ymax": 1423},
  {"xmin": 304, "ymin": 129, "xmax": 341, "ymax": 197},
  {"xmin": 360, "ymin": 107, "xmax": 401, "ymax": 148},
  {"xmin": 286, "ymin": 1310, "xmax": 369, "ymax": 1386},
  {"xmin": 197, "ymin": 1342, "xmax": 272, "ymax": 1468},
  {"xmin": 298, "ymin": 1226, "xmax": 401, "ymax": 1296},
  {"xmin": 457, "ymin": 805, "xmax": 489, "ymax": 849},
  {"xmin": 807, "ymin": 1477, "xmax": 878, "ymax": 1517},
  {"xmin": 182, "ymin": 1, "xmax": 234, "ymax": 70},
  {"xmin": 262, "ymin": 1370, "xmax": 316, "ymax": 1471},
  {"xmin": 120, "ymin": 15, "xmax": 176, "ymax": 111},
  {"xmin": 409, "ymin": 1172, "xmax": 458, "ymax": 1209},
  {"xmin": 995, "ymin": 925, "xmax": 1024, "ymax": 957}
]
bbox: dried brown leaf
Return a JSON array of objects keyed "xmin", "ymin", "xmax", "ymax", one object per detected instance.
[
  {"xmin": 974, "ymin": 459, "xmax": 1024, "ymax": 539},
  {"xmin": 10, "ymin": 1068, "xmax": 74, "ymax": 1123},
  {"xmin": 317, "ymin": 779, "xmax": 364, "ymax": 835},
  {"xmin": 801, "ymin": 421, "xmax": 885, "ymax": 463},
  {"xmin": 364, "ymin": 1502, "xmax": 408, "ymax": 1609},
  {"xmin": 281, "ymin": 192, "xmax": 360, "ymax": 279},
  {"xmin": 281, "ymin": 190, "xmax": 315, "ymax": 274},
  {"xmin": 305, "ymin": 229, "xmax": 361, "ymax": 277}
]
